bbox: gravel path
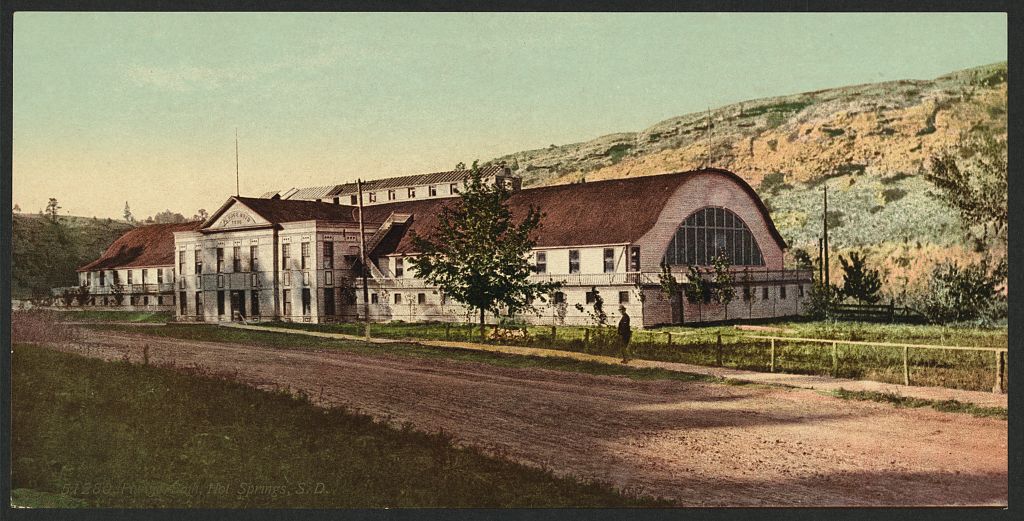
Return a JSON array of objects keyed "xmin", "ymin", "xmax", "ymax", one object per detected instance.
[{"xmin": 49, "ymin": 328, "xmax": 1008, "ymax": 507}]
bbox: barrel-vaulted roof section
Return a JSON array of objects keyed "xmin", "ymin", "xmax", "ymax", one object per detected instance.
[{"xmin": 360, "ymin": 168, "xmax": 786, "ymax": 255}]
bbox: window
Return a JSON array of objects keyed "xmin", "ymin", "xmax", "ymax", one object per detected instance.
[
  {"xmin": 233, "ymin": 246, "xmax": 241, "ymax": 272},
  {"xmin": 429, "ymin": 185, "xmax": 437, "ymax": 197},
  {"xmin": 157, "ymin": 269, "xmax": 164, "ymax": 284},
  {"xmin": 180, "ymin": 292, "xmax": 187, "ymax": 315},
  {"xmin": 282, "ymin": 243, "xmax": 291, "ymax": 270},
  {"xmin": 450, "ymin": 183, "xmax": 459, "ymax": 194},
  {"xmin": 395, "ymin": 258, "xmax": 404, "ymax": 278},
  {"xmin": 394, "ymin": 293, "xmax": 402, "ymax": 304},
  {"xmin": 418, "ymin": 293, "xmax": 426, "ymax": 304},
  {"xmin": 325, "ymin": 271, "xmax": 333, "ymax": 286},
  {"xmin": 762, "ymin": 287, "xmax": 769, "ymax": 299},
  {"xmin": 371, "ymin": 293, "xmax": 379, "ymax": 304},
  {"xmin": 586, "ymin": 289, "xmax": 598, "ymax": 304},
  {"xmin": 799, "ymin": 285, "xmax": 805, "ymax": 297},
  {"xmin": 569, "ymin": 250, "xmax": 580, "ymax": 274},
  {"xmin": 217, "ymin": 291, "xmax": 225, "ymax": 316},
  {"xmin": 195, "ymin": 292, "xmax": 203, "ymax": 317},
  {"xmin": 440, "ymin": 291, "xmax": 447, "ymax": 305},
  {"xmin": 630, "ymin": 246, "xmax": 641, "ymax": 271},
  {"xmin": 282, "ymin": 289, "xmax": 291, "ymax": 315},
  {"xmin": 780, "ymin": 285, "xmax": 787, "ymax": 299},
  {"xmin": 603, "ymin": 248, "xmax": 615, "ymax": 273},
  {"xmin": 350, "ymin": 195, "xmax": 358, "ymax": 205},
  {"xmin": 251, "ymin": 273, "xmax": 259, "ymax": 287},
  {"xmin": 194, "ymin": 250, "xmax": 203, "ymax": 274},
  {"xmin": 662, "ymin": 207, "xmax": 764, "ymax": 267},
  {"xmin": 301, "ymin": 242, "xmax": 310, "ymax": 270},
  {"xmin": 303, "ymin": 272, "xmax": 310, "ymax": 286},
  {"xmin": 302, "ymin": 289, "xmax": 311, "ymax": 315},
  {"xmin": 100, "ymin": 271, "xmax": 105, "ymax": 286},
  {"xmin": 407, "ymin": 187, "xmax": 416, "ymax": 198},
  {"xmin": 534, "ymin": 251, "xmax": 547, "ymax": 273},
  {"xmin": 324, "ymin": 288, "xmax": 335, "ymax": 315},
  {"xmin": 127, "ymin": 270, "xmax": 133, "ymax": 285},
  {"xmin": 388, "ymin": 190, "xmax": 396, "ymax": 201},
  {"xmin": 250, "ymin": 291, "xmax": 259, "ymax": 316},
  {"xmin": 144, "ymin": 296, "xmax": 149, "ymax": 306},
  {"xmin": 217, "ymin": 274, "xmax": 224, "ymax": 288},
  {"xmin": 283, "ymin": 271, "xmax": 292, "ymax": 286},
  {"xmin": 619, "ymin": 291, "xmax": 630, "ymax": 304},
  {"xmin": 179, "ymin": 251, "xmax": 186, "ymax": 275},
  {"xmin": 369, "ymin": 192, "xmax": 377, "ymax": 203},
  {"xmin": 144, "ymin": 269, "xmax": 150, "ymax": 284},
  {"xmin": 216, "ymin": 248, "xmax": 225, "ymax": 273},
  {"xmin": 743, "ymin": 286, "xmax": 751, "ymax": 301},
  {"xmin": 553, "ymin": 292, "xmax": 565, "ymax": 304},
  {"xmin": 87, "ymin": 272, "xmax": 92, "ymax": 286},
  {"xmin": 250, "ymin": 245, "xmax": 258, "ymax": 272},
  {"xmin": 324, "ymin": 241, "xmax": 334, "ymax": 269}
]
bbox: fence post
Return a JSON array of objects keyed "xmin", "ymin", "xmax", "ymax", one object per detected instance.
[
  {"xmin": 902, "ymin": 346, "xmax": 910, "ymax": 386},
  {"xmin": 666, "ymin": 332, "xmax": 672, "ymax": 347},
  {"xmin": 445, "ymin": 322, "xmax": 450, "ymax": 340},
  {"xmin": 993, "ymin": 350, "xmax": 1005, "ymax": 394},
  {"xmin": 716, "ymin": 332, "xmax": 723, "ymax": 366},
  {"xmin": 584, "ymin": 328, "xmax": 590, "ymax": 345},
  {"xmin": 551, "ymin": 325, "xmax": 557, "ymax": 341},
  {"xmin": 831, "ymin": 342, "xmax": 838, "ymax": 377},
  {"xmin": 770, "ymin": 338, "xmax": 775, "ymax": 373}
]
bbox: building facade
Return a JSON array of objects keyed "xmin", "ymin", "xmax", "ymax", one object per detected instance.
[{"xmin": 59, "ymin": 168, "xmax": 812, "ymax": 327}]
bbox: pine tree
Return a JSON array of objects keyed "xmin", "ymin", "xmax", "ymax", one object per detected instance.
[
  {"xmin": 123, "ymin": 201, "xmax": 135, "ymax": 224},
  {"xmin": 45, "ymin": 198, "xmax": 61, "ymax": 221},
  {"xmin": 839, "ymin": 251, "xmax": 883, "ymax": 304},
  {"xmin": 410, "ymin": 161, "xmax": 560, "ymax": 339}
]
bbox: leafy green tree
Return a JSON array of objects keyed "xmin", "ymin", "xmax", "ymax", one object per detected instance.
[
  {"xmin": 60, "ymin": 288, "xmax": 75, "ymax": 306},
  {"xmin": 574, "ymin": 286, "xmax": 608, "ymax": 326},
  {"xmin": 410, "ymin": 162, "xmax": 560, "ymax": 339},
  {"xmin": 926, "ymin": 135, "xmax": 1007, "ymax": 250},
  {"xmin": 658, "ymin": 262, "xmax": 685, "ymax": 323},
  {"xmin": 710, "ymin": 252, "xmax": 736, "ymax": 320},
  {"xmin": 805, "ymin": 282, "xmax": 843, "ymax": 320},
  {"xmin": 917, "ymin": 258, "xmax": 1006, "ymax": 325},
  {"xmin": 839, "ymin": 251, "xmax": 883, "ymax": 304},
  {"xmin": 110, "ymin": 273, "xmax": 125, "ymax": 306},
  {"xmin": 792, "ymin": 249, "xmax": 814, "ymax": 271},
  {"xmin": 46, "ymin": 198, "xmax": 61, "ymax": 221},
  {"xmin": 152, "ymin": 210, "xmax": 188, "ymax": 224}
]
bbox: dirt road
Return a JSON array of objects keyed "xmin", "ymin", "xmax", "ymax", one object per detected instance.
[{"xmin": 50, "ymin": 328, "xmax": 1007, "ymax": 507}]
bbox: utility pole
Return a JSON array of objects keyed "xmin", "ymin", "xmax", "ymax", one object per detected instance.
[
  {"xmin": 818, "ymin": 237, "xmax": 824, "ymax": 284},
  {"xmin": 357, "ymin": 179, "xmax": 371, "ymax": 338},
  {"xmin": 706, "ymin": 107, "xmax": 713, "ymax": 167},
  {"xmin": 235, "ymin": 128, "xmax": 240, "ymax": 197},
  {"xmin": 823, "ymin": 185, "xmax": 830, "ymax": 287}
]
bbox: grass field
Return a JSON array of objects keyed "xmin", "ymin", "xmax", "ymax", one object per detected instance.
[
  {"xmin": 11, "ymin": 344, "xmax": 667, "ymax": 508},
  {"xmin": 53, "ymin": 309, "xmax": 172, "ymax": 323},
  {"xmin": 271, "ymin": 320, "xmax": 1007, "ymax": 392}
]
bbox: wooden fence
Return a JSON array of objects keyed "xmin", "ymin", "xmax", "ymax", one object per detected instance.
[
  {"xmin": 744, "ymin": 334, "xmax": 1007, "ymax": 394},
  {"xmin": 830, "ymin": 302, "xmax": 924, "ymax": 323}
]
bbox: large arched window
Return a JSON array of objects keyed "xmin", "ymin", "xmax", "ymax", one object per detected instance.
[{"xmin": 662, "ymin": 207, "xmax": 764, "ymax": 266}]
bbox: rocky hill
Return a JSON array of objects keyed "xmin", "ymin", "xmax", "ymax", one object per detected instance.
[{"xmin": 487, "ymin": 62, "xmax": 1007, "ymax": 298}]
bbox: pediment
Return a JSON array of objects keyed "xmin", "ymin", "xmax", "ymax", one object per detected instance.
[{"xmin": 207, "ymin": 201, "xmax": 271, "ymax": 230}]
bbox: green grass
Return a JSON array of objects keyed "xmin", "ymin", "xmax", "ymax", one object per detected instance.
[
  {"xmin": 54, "ymin": 309, "xmax": 172, "ymax": 323},
  {"xmin": 829, "ymin": 389, "xmax": 1007, "ymax": 420},
  {"xmin": 11, "ymin": 344, "xmax": 669, "ymax": 508},
  {"xmin": 269, "ymin": 320, "xmax": 1007, "ymax": 392}
]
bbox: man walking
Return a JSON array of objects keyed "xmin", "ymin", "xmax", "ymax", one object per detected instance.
[{"xmin": 618, "ymin": 305, "xmax": 632, "ymax": 363}]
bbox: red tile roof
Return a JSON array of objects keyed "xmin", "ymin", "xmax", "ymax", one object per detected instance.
[
  {"xmin": 360, "ymin": 168, "xmax": 787, "ymax": 254},
  {"xmin": 78, "ymin": 221, "xmax": 203, "ymax": 271}
]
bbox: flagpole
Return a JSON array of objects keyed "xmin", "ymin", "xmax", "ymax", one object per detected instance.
[
  {"xmin": 235, "ymin": 128, "xmax": 240, "ymax": 197},
  {"xmin": 357, "ymin": 179, "xmax": 371, "ymax": 338}
]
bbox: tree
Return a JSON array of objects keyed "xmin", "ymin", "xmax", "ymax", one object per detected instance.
[
  {"xmin": 192, "ymin": 209, "xmax": 209, "ymax": 222},
  {"xmin": 75, "ymin": 284, "xmax": 91, "ymax": 306},
  {"xmin": 61, "ymin": 288, "xmax": 75, "ymax": 306},
  {"xmin": 152, "ymin": 210, "xmax": 187, "ymax": 224},
  {"xmin": 658, "ymin": 262, "xmax": 684, "ymax": 323},
  {"xmin": 917, "ymin": 258, "xmax": 1006, "ymax": 325},
  {"xmin": 680, "ymin": 264, "xmax": 709, "ymax": 323},
  {"xmin": 123, "ymin": 201, "xmax": 135, "ymax": 224},
  {"xmin": 46, "ymin": 198, "xmax": 61, "ymax": 221},
  {"xmin": 839, "ymin": 251, "xmax": 883, "ymax": 304},
  {"xmin": 410, "ymin": 162, "xmax": 560, "ymax": 339},
  {"xmin": 110, "ymin": 272, "xmax": 125, "ymax": 306},
  {"xmin": 926, "ymin": 135, "xmax": 1007, "ymax": 251},
  {"xmin": 710, "ymin": 252, "xmax": 736, "ymax": 320},
  {"xmin": 574, "ymin": 286, "xmax": 608, "ymax": 326},
  {"xmin": 792, "ymin": 249, "xmax": 814, "ymax": 270},
  {"xmin": 12, "ymin": 203, "xmax": 20, "ymax": 213},
  {"xmin": 454, "ymin": 162, "xmax": 466, "ymax": 171}
]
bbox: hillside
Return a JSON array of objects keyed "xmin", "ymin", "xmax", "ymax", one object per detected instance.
[
  {"xmin": 487, "ymin": 62, "xmax": 1007, "ymax": 297},
  {"xmin": 12, "ymin": 214, "xmax": 136, "ymax": 299}
]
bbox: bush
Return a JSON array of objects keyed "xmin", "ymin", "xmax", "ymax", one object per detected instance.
[
  {"xmin": 804, "ymin": 283, "xmax": 844, "ymax": 320},
  {"xmin": 915, "ymin": 260, "xmax": 1006, "ymax": 325}
]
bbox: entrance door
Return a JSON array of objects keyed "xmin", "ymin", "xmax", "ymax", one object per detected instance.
[{"xmin": 231, "ymin": 290, "xmax": 246, "ymax": 321}]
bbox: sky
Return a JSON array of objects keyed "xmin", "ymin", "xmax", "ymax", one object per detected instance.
[{"xmin": 12, "ymin": 12, "xmax": 1007, "ymax": 220}]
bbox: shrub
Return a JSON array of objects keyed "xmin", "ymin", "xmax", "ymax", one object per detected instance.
[
  {"xmin": 915, "ymin": 259, "xmax": 1006, "ymax": 325},
  {"xmin": 804, "ymin": 283, "xmax": 844, "ymax": 320}
]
